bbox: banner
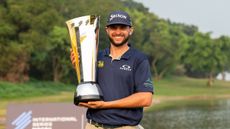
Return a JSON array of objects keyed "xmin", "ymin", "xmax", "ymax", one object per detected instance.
[{"xmin": 7, "ymin": 103, "xmax": 87, "ymax": 129}]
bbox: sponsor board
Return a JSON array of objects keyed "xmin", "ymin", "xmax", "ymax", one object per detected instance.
[{"xmin": 7, "ymin": 103, "xmax": 87, "ymax": 129}]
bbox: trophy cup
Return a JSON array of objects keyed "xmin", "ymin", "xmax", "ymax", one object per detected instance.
[{"xmin": 66, "ymin": 15, "xmax": 103, "ymax": 105}]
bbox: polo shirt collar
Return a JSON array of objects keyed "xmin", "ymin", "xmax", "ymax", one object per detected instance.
[{"xmin": 103, "ymin": 46, "xmax": 133, "ymax": 60}]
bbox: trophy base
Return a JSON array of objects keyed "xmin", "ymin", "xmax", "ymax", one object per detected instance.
[{"xmin": 74, "ymin": 82, "xmax": 103, "ymax": 105}]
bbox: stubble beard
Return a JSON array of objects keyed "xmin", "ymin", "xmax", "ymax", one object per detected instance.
[{"xmin": 109, "ymin": 35, "xmax": 130, "ymax": 47}]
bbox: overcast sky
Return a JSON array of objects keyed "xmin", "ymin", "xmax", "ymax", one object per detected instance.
[{"xmin": 133, "ymin": 0, "xmax": 230, "ymax": 38}]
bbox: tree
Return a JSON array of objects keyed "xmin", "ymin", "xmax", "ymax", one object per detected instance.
[
  {"xmin": 142, "ymin": 19, "xmax": 188, "ymax": 80},
  {"xmin": 47, "ymin": 26, "xmax": 70, "ymax": 82},
  {"xmin": 1, "ymin": 0, "xmax": 230, "ymax": 84},
  {"xmin": 214, "ymin": 36, "xmax": 230, "ymax": 80},
  {"xmin": 182, "ymin": 32, "xmax": 224, "ymax": 86},
  {"xmin": 0, "ymin": 1, "xmax": 31, "ymax": 82}
]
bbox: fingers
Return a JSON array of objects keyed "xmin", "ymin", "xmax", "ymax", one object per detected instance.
[
  {"xmin": 78, "ymin": 101, "xmax": 104, "ymax": 109},
  {"xmin": 70, "ymin": 48, "xmax": 76, "ymax": 66},
  {"xmin": 79, "ymin": 102, "xmax": 94, "ymax": 108},
  {"xmin": 78, "ymin": 102, "xmax": 89, "ymax": 108}
]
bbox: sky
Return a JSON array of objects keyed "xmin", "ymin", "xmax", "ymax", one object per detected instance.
[{"xmin": 133, "ymin": 0, "xmax": 230, "ymax": 38}]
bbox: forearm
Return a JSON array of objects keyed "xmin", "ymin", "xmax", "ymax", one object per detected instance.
[
  {"xmin": 104, "ymin": 92, "xmax": 153, "ymax": 108},
  {"xmin": 79, "ymin": 92, "xmax": 153, "ymax": 109}
]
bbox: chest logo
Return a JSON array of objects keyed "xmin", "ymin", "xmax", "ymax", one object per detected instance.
[
  {"xmin": 97, "ymin": 61, "xmax": 104, "ymax": 68},
  {"xmin": 120, "ymin": 65, "xmax": 132, "ymax": 71}
]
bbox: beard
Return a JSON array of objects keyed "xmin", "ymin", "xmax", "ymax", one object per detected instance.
[{"xmin": 108, "ymin": 34, "xmax": 130, "ymax": 47}]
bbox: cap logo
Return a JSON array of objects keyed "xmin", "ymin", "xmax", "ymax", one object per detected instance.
[{"xmin": 110, "ymin": 14, "xmax": 127, "ymax": 21}]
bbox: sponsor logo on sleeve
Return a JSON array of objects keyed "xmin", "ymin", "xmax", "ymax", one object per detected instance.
[{"xmin": 144, "ymin": 78, "xmax": 153, "ymax": 88}]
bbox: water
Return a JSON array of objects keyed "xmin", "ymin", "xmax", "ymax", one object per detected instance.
[{"xmin": 141, "ymin": 99, "xmax": 230, "ymax": 129}]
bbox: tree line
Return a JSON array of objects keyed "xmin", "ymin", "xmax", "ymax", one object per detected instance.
[{"xmin": 0, "ymin": 0, "xmax": 230, "ymax": 86}]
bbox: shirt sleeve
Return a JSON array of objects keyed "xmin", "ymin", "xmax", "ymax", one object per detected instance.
[{"xmin": 134, "ymin": 59, "xmax": 154, "ymax": 93}]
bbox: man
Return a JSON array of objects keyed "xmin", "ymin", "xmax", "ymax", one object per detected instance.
[{"xmin": 71, "ymin": 10, "xmax": 154, "ymax": 129}]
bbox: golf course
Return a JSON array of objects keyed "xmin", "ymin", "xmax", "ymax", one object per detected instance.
[{"xmin": 1, "ymin": 76, "xmax": 230, "ymax": 129}]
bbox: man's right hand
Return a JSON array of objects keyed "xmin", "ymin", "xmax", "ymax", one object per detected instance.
[{"xmin": 70, "ymin": 48, "xmax": 76, "ymax": 67}]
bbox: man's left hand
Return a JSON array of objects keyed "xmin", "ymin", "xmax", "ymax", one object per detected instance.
[{"xmin": 79, "ymin": 101, "xmax": 106, "ymax": 109}]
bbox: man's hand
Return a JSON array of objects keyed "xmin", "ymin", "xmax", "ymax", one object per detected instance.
[
  {"xmin": 78, "ymin": 92, "xmax": 152, "ymax": 109},
  {"xmin": 70, "ymin": 48, "xmax": 76, "ymax": 66},
  {"xmin": 79, "ymin": 101, "xmax": 106, "ymax": 109}
]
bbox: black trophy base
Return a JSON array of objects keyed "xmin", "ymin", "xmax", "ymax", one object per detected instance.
[
  {"xmin": 74, "ymin": 92, "xmax": 103, "ymax": 105},
  {"xmin": 73, "ymin": 82, "xmax": 103, "ymax": 106}
]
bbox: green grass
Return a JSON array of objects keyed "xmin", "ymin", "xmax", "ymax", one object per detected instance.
[
  {"xmin": 154, "ymin": 76, "xmax": 230, "ymax": 96},
  {"xmin": 0, "ymin": 80, "xmax": 75, "ymax": 99},
  {"xmin": 0, "ymin": 80, "xmax": 75, "ymax": 116}
]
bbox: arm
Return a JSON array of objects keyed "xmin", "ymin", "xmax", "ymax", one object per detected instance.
[{"xmin": 79, "ymin": 92, "xmax": 153, "ymax": 109}]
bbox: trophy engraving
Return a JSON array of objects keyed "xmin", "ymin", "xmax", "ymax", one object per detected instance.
[{"xmin": 66, "ymin": 15, "xmax": 103, "ymax": 105}]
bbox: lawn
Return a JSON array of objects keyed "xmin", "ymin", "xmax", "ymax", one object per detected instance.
[{"xmin": 154, "ymin": 76, "xmax": 230, "ymax": 96}]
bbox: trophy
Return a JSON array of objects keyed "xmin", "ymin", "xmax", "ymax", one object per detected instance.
[{"xmin": 66, "ymin": 15, "xmax": 103, "ymax": 105}]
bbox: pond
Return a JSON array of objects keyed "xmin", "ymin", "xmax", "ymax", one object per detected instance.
[{"xmin": 141, "ymin": 99, "xmax": 230, "ymax": 129}]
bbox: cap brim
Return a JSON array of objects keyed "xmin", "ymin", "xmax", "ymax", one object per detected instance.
[{"xmin": 106, "ymin": 22, "xmax": 132, "ymax": 27}]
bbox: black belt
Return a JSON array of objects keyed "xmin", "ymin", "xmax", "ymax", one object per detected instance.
[{"xmin": 88, "ymin": 119, "xmax": 123, "ymax": 128}]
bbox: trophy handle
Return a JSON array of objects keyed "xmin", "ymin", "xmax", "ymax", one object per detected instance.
[{"xmin": 66, "ymin": 21, "xmax": 82, "ymax": 83}]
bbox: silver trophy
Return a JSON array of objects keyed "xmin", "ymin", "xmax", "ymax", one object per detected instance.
[{"xmin": 66, "ymin": 15, "xmax": 103, "ymax": 105}]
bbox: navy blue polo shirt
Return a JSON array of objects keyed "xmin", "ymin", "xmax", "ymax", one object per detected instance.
[{"xmin": 86, "ymin": 47, "xmax": 154, "ymax": 126}]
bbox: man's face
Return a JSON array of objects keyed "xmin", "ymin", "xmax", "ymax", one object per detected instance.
[{"xmin": 106, "ymin": 24, "xmax": 133, "ymax": 47}]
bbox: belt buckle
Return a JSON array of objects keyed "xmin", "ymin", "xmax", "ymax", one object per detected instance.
[
  {"xmin": 94, "ymin": 122, "xmax": 100, "ymax": 128},
  {"xmin": 89, "ymin": 119, "xmax": 101, "ymax": 128}
]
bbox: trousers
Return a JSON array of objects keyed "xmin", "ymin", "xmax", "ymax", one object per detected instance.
[{"xmin": 85, "ymin": 123, "xmax": 144, "ymax": 129}]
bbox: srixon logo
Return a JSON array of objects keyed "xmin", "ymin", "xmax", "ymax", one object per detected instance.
[
  {"xmin": 7, "ymin": 103, "xmax": 87, "ymax": 129},
  {"xmin": 109, "ymin": 14, "xmax": 127, "ymax": 21},
  {"xmin": 11, "ymin": 111, "xmax": 32, "ymax": 129}
]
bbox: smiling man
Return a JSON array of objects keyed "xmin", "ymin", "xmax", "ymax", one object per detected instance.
[{"xmin": 72, "ymin": 10, "xmax": 154, "ymax": 129}]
